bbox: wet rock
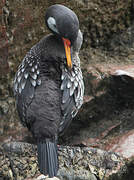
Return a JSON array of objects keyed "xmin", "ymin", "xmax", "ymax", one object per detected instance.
[{"xmin": 105, "ymin": 129, "xmax": 134, "ymax": 158}]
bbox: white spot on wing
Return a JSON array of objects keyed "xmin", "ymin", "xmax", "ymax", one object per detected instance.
[
  {"xmin": 31, "ymin": 67, "xmax": 35, "ymax": 72},
  {"xmin": 37, "ymin": 70, "xmax": 39, "ymax": 75},
  {"xmin": 37, "ymin": 79, "xmax": 41, "ymax": 85},
  {"xmin": 17, "ymin": 75, "xmax": 21, "ymax": 83},
  {"xmin": 29, "ymin": 62, "xmax": 33, "ymax": 66},
  {"xmin": 30, "ymin": 79, "xmax": 36, "ymax": 87},
  {"xmin": 21, "ymin": 80, "xmax": 26, "ymax": 90},
  {"xmin": 67, "ymin": 80, "xmax": 72, "ymax": 88},
  {"xmin": 35, "ymin": 65, "xmax": 38, "ymax": 69},
  {"xmin": 32, "ymin": 73, "xmax": 37, "ymax": 80},
  {"xmin": 24, "ymin": 72, "xmax": 28, "ymax": 79}
]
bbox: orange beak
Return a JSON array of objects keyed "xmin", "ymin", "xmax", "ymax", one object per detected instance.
[{"xmin": 62, "ymin": 38, "xmax": 72, "ymax": 69}]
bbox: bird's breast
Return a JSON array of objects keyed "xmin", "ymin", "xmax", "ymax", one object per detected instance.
[{"xmin": 39, "ymin": 58, "xmax": 62, "ymax": 83}]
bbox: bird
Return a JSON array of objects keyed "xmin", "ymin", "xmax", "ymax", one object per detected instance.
[{"xmin": 13, "ymin": 4, "xmax": 84, "ymax": 178}]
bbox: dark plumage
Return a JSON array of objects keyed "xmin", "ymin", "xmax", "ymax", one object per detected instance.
[{"xmin": 13, "ymin": 4, "xmax": 84, "ymax": 178}]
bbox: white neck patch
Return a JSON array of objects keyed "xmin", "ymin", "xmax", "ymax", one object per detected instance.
[{"xmin": 47, "ymin": 17, "xmax": 59, "ymax": 34}]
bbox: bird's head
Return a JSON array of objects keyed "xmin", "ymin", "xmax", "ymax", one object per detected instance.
[{"xmin": 45, "ymin": 4, "xmax": 79, "ymax": 69}]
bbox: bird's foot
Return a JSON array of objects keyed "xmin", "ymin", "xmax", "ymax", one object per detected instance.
[
  {"xmin": 36, "ymin": 174, "xmax": 60, "ymax": 180},
  {"xmin": 36, "ymin": 174, "xmax": 48, "ymax": 180}
]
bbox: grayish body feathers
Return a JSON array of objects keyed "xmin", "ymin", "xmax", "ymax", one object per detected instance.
[
  {"xmin": 13, "ymin": 30, "xmax": 84, "ymax": 135},
  {"xmin": 13, "ymin": 29, "xmax": 84, "ymax": 178}
]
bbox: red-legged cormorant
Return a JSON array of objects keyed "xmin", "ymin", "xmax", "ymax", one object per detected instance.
[{"xmin": 13, "ymin": 4, "xmax": 84, "ymax": 178}]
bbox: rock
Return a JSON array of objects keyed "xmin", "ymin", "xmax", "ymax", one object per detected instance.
[
  {"xmin": 104, "ymin": 129, "xmax": 134, "ymax": 159},
  {"xmin": 57, "ymin": 169, "xmax": 97, "ymax": 180},
  {"xmin": 45, "ymin": 176, "xmax": 60, "ymax": 180},
  {"xmin": 0, "ymin": 142, "xmax": 128, "ymax": 180}
]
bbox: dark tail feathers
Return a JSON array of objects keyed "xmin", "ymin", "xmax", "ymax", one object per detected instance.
[{"xmin": 37, "ymin": 140, "xmax": 58, "ymax": 178}]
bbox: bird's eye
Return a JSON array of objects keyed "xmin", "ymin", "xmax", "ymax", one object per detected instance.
[{"xmin": 47, "ymin": 17, "xmax": 59, "ymax": 34}]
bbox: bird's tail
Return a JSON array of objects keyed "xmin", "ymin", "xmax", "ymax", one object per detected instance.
[{"xmin": 37, "ymin": 140, "xmax": 58, "ymax": 178}]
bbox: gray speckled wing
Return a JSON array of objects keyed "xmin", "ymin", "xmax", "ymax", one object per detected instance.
[
  {"xmin": 14, "ymin": 48, "xmax": 41, "ymax": 96},
  {"xmin": 59, "ymin": 64, "xmax": 84, "ymax": 135},
  {"xmin": 13, "ymin": 47, "xmax": 41, "ymax": 126}
]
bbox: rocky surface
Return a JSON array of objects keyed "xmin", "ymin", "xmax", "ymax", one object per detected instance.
[
  {"xmin": 0, "ymin": 142, "xmax": 128, "ymax": 180},
  {"xmin": 1, "ymin": 0, "xmax": 134, "ymax": 179}
]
